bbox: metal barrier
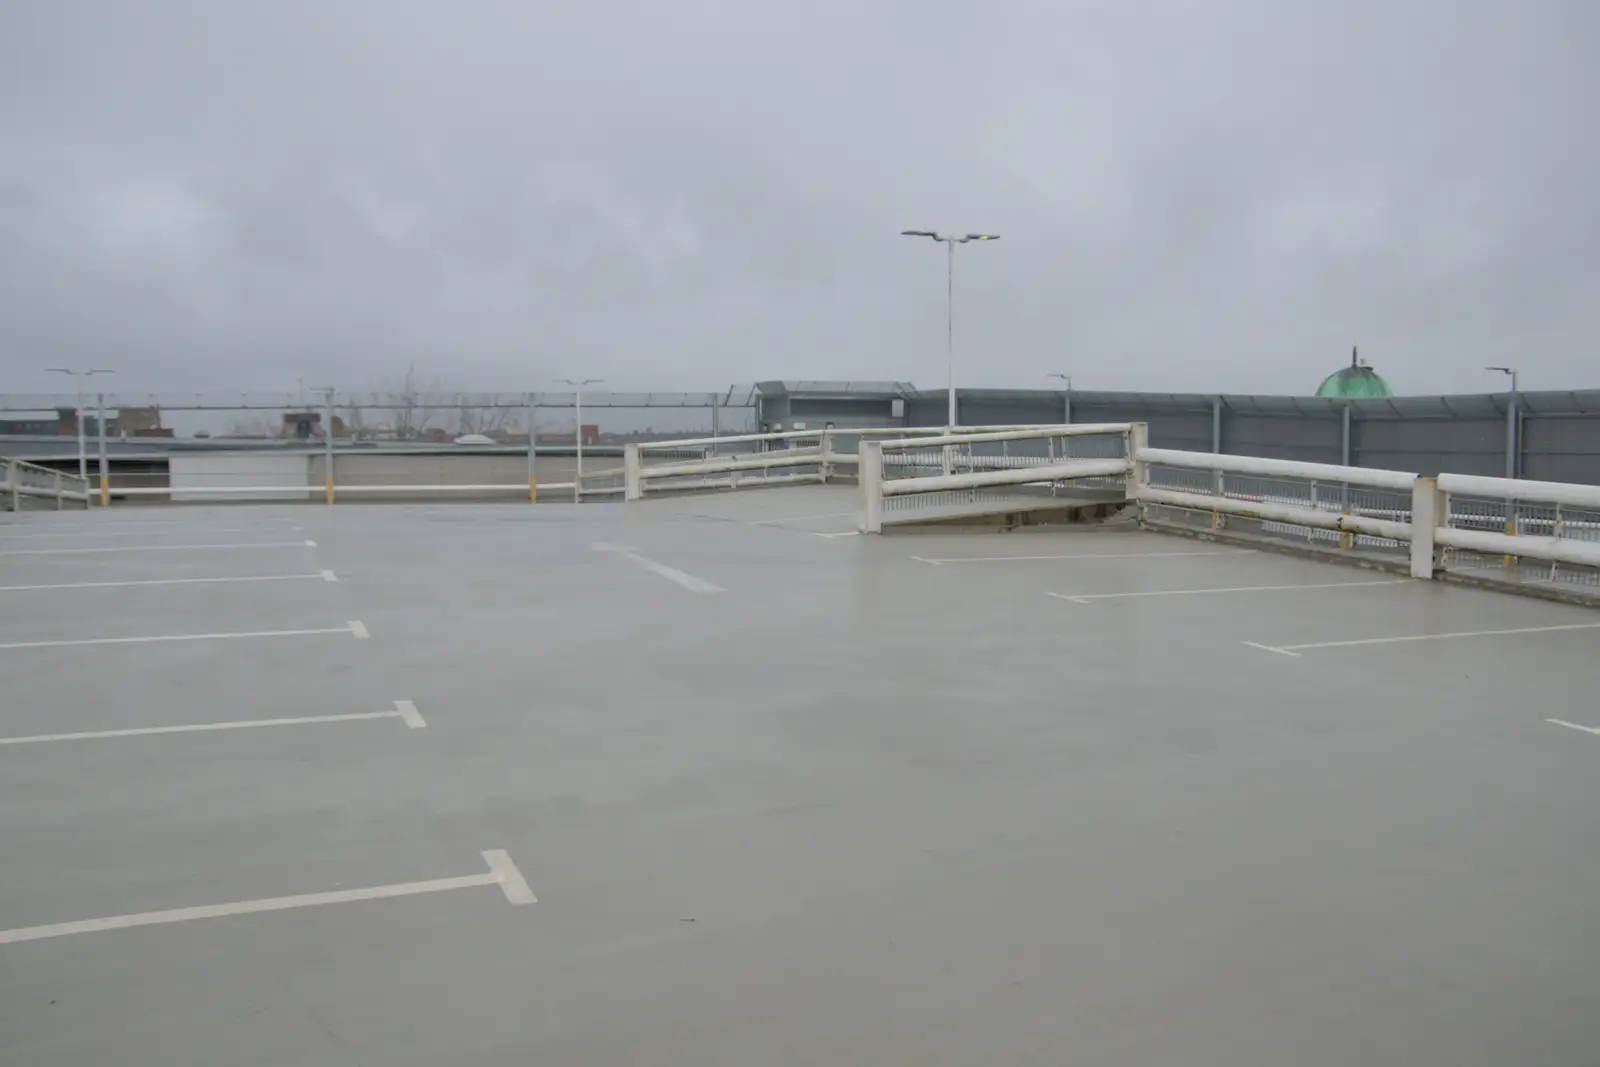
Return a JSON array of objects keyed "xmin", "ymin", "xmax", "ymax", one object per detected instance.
[
  {"xmin": 859, "ymin": 425, "xmax": 1140, "ymax": 533},
  {"xmin": 1134, "ymin": 448, "xmax": 1600, "ymax": 590},
  {"xmin": 2, "ymin": 458, "xmax": 92, "ymax": 511},
  {"xmin": 622, "ymin": 427, "xmax": 1055, "ymax": 501}
]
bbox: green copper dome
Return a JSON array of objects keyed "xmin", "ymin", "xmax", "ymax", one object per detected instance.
[{"xmin": 1316, "ymin": 347, "xmax": 1393, "ymax": 398}]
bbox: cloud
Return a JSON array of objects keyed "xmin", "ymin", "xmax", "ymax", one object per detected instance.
[{"xmin": 2, "ymin": 0, "xmax": 1597, "ymax": 394}]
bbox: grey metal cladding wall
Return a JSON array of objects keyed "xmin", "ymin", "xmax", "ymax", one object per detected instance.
[
  {"xmin": 789, "ymin": 398, "xmax": 895, "ymax": 423},
  {"xmin": 1224, "ymin": 414, "xmax": 1343, "ymax": 463},
  {"xmin": 1521, "ymin": 416, "xmax": 1600, "ymax": 484},
  {"xmin": 952, "ymin": 399, "xmax": 1065, "ymax": 426},
  {"xmin": 1354, "ymin": 417, "xmax": 1503, "ymax": 477},
  {"xmin": 1072, "ymin": 405, "xmax": 1212, "ymax": 452}
]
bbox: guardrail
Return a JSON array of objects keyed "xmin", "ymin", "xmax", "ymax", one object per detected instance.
[
  {"xmin": 859, "ymin": 424, "xmax": 1141, "ymax": 533},
  {"xmin": 1135, "ymin": 447, "xmax": 1600, "ymax": 590},
  {"xmin": 621, "ymin": 426, "xmax": 1054, "ymax": 501},
  {"xmin": 846, "ymin": 426, "xmax": 1600, "ymax": 593},
  {"xmin": 3, "ymin": 458, "xmax": 92, "ymax": 511}
]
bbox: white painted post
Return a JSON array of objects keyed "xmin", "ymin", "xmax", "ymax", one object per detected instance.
[
  {"xmin": 1126, "ymin": 422, "xmax": 1150, "ymax": 499},
  {"xmin": 526, "ymin": 391, "xmax": 537, "ymax": 502},
  {"xmin": 859, "ymin": 441, "xmax": 884, "ymax": 533},
  {"xmin": 1409, "ymin": 475, "xmax": 1442, "ymax": 579},
  {"xmin": 820, "ymin": 429, "xmax": 834, "ymax": 483},
  {"xmin": 6, "ymin": 461, "xmax": 16, "ymax": 512},
  {"xmin": 54, "ymin": 470, "xmax": 63, "ymax": 510},
  {"xmin": 624, "ymin": 443, "xmax": 642, "ymax": 501}
]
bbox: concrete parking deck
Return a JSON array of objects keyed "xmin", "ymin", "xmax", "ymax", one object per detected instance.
[{"xmin": 3, "ymin": 491, "xmax": 1600, "ymax": 1066}]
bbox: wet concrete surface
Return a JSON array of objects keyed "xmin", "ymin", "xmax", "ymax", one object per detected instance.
[{"xmin": 3, "ymin": 489, "xmax": 1599, "ymax": 1066}]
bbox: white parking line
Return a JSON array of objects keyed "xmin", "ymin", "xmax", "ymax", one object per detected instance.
[
  {"xmin": 911, "ymin": 549, "xmax": 1254, "ymax": 565},
  {"xmin": 0, "ymin": 540, "xmax": 316, "ymax": 557},
  {"xmin": 591, "ymin": 542, "xmax": 725, "ymax": 593},
  {"xmin": 0, "ymin": 572, "xmax": 336, "ymax": 593},
  {"xmin": 1048, "ymin": 579, "xmax": 1410, "ymax": 604},
  {"xmin": 0, "ymin": 526, "xmax": 303, "ymax": 540},
  {"xmin": 0, "ymin": 700, "xmax": 426, "ymax": 746},
  {"xmin": 1243, "ymin": 621, "xmax": 1600, "ymax": 657},
  {"xmin": 1546, "ymin": 719, "xmax": 1600, "ymax": 737},
  {"xmin": 0, "ymin": 848, "xmax": 534, "ymax": 945},
  {"xmin": 0, "ymin": 620, "xmax": 369, "ymax": 651}
]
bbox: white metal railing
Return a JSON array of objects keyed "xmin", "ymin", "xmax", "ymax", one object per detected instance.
[
  {"xmin": 859, "ymin": 424, "xmax": 1141, "ymax": 533},
  {"xmin": 1135, "ymin": 448, "xmax": 1600, "ymax": 584},
  {"xmin": 622, "ymin": 426, "xmax": 1056, "ymax": 501},
  {"xmin": 2, "ymin": 458, "xmax": 92, "ymax": 511}
]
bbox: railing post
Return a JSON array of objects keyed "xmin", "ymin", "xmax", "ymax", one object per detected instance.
[
  {"xmin": 859, "ymin": 441, "xmax": 884, "ymax": 533},
  {"xmin": 1126, "ymin": 422, "xmax": 1149, "ymax": 500},
  {"xmin": 1409, "ymin": 476, "xmax": 1442, "ymax": 579},
  {"xmin": 5, "ymin": 461, "xmax": 16, "ymax": 512},
  {"xmin": 623, "ymin": 443, "xmax": 642, "ymax": 501},
  {"xmin": 820, "ymin": 430, "xmax": 834, "ymax": 483},
  {"xmin": 54, "ymin": 470, "xmax": 64, "ymax": 510}
]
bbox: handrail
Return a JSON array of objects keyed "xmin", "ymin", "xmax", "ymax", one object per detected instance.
[
  {"xmin": 881, "ymin": 424, "xmax": 1133, "ymax": 450},
  {"xmin": 1136, "ymin": 448, "xmax": 1420, "ymax": 492},
  {"xmin": 635, "ymin": 425, "xmax": 1054, "ymax": 451},
  {"xmin": 3, "ymin": 457, "xmax": 92, "ymax": 510}
]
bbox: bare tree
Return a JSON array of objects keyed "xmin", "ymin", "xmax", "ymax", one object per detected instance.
[
  {"xmin": 373, "ymin": 362, "xmax": 443, "ymax": 440},
  {"xmin": 451, "ymin": 394, "xmax": 516, "ymax": 437}
]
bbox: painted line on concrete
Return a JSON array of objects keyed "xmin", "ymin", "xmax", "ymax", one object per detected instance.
[
  {"xmin": 1546, "ymin": 718, "xmax": 1600, "ymax": 737},
  {"xmin": 1242, "ymin": 641, "xmax": 1303, "ymax": 658},
  {"xmin": 0, "ymin": 517, "xmax": 302, "ymax": 530},
  {"xmin": 591, "ymin": 542, "xmax": 725, "ymax": 594},
  {"xmin": 0, "ymin": 701, "xmax": 425, "ymax": 747},
  {"xmin": 1243, "ymin": 621, "xmax": 1600, "ymax": 657},
  {"xmin": 0, "ymin": 620, "xmax": 369, "ymax": 652},
  {"xmin": 482, "ymin": 848, "xmax": 538, "ymax": 904},
  {"xmin": 0, "ymin": 526, "xmax": 303, "ymax": 541},
  {"xmin": 0, "ymin": 572, "xmax": 335, "ymax": 593},
  {"xmin": 912, "ymin": 548, "xmax": 1255, "ymax": 565},
  {"xmin": 0, "ymin": 539, "xmax": 317, "ymax": 557},
  {"xmin": 1047, "ymin": 578, "xmax": 1410, "ymax": 604},
  {"xmin": 813, "ymin": 529, "xmax": 861, "ymax": 539},
  {"xmin": 0, "ymin": 848, "xmax": 534, "ymax": 945}
]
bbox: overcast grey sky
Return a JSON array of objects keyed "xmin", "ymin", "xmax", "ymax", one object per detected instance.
[{"xmin": 1, "ymin": 0, "xmax": 1596, "ymax": 396}]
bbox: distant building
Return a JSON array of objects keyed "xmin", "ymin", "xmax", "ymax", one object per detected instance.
[{"xmin": 1316, "ymin": 347, "xmax": 1393, "ymax": 398}]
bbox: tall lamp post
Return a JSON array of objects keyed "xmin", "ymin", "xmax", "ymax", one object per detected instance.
[
  {"xmin": 1047, "ymin": 372, "xmax": 1072, "ymax": 425},
  {"xmin": 1487, "ymin": 366, "xmax": 1519, "ymax": 479},
  {"xmin": 556, "ymin": 378, "xmax": 603, "ymax": 501},
  {"xmin": 47, "ymin": 367, "xmax": 114, "ymax": 480},
  {"xmin": 900, "ymin": 231, "xmax": 1000, "ymax": 430}
]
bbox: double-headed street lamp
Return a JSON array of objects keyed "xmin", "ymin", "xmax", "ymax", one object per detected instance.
[
  {"xmin": 556, "ymin": 378, "xmax": 603, "ymax": 500},
  {"xmin": 1487, "ymin": 366, "xmax": 1520, "ymax": 479},
  {"xmin": 900, "ymin": 231, "xmax": 1000, "ymax": 430},
  {"xmin": 47, "ymin": 367, "xmax": 114, "ymax": 480}
]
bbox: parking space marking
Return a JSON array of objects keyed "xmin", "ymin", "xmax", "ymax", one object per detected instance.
[
  {"xmin": 0, "ymin": 620, "xmax": 369, "ymax": 651},
  {"xmin": 1546, "ymin": 719, "xmax": 1600, "ymax": 737},
  {"xmin": 0, "ymin": 848, "xmax": 534, "ymax": 945},
  {"xmin": 1048, "ymin": 578, "xmax": 1410, "ymax": 604},
  {"xmin": 0, "ymin": 526, "xmax": 303, "ymax": 540},
  {"xmin": 0, "ymin": 539, "xmax": 317, "ymax": 557},
  {"xmin": 1243, "ymin": 621, "xmax": 1600, "ymax": 657},
  {"xmin": 0, "ymin": 572, "xmax": 337, "ymax": 593},
  {"xmin": 911, "ymin": 548, "xmax": 1255, "ymax": 565},
  {"xmin": 0, "ymin": 700, "xmax": 426, "ymax": 746},
  {"xmin": 591, "ymin": 542, "xmax": 725, "ymax": 593}
]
